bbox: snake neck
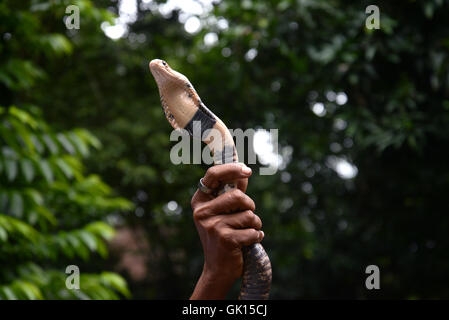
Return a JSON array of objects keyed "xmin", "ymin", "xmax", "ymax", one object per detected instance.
[{"xmin": 203, "ymin": 124, "xmax": 238, "ymax": 165}]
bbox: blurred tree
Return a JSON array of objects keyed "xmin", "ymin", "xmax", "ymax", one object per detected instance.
[
  {"xmin": 10, "ymin": 0, "xmax": 449, "ymax": 299},
  {"xmin": 0, "ymin": 0, "xmax": 132, "ymax": 299}
]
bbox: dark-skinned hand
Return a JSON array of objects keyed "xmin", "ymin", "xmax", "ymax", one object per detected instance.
[{"xmin": 190, "ymin": 163, "xmax": 263, "ymax": 299}]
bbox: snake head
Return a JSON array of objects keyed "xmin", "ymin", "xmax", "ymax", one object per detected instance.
[
  {"xmin": 149, "ymin": 59, "xmax": 189, "ymax": 87},
  {"xmin": 149, "ymin": 59, "xmax": 206, "ymax": 130}
]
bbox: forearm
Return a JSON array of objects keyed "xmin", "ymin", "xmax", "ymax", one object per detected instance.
[{"xmin": 190, "ymin": 269, "xmax": 236, "ymax": 300}]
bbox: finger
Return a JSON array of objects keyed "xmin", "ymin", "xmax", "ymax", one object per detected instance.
[
  {"xmin": 194, "ymin": 189, "xmax": 255, "ymax": 219},
  {"xmin": 236, "ymin": 178, "xmax": 248, "ymax": 193},
  {"xmin": 191, "ymin": 189, "xmax": 213, "ymax": 211},
  {"xmin": 191, "ymin": 164, "xmax": 251, "ymax": 210},
  {"xmin": 191, "ymin": 178, "xmax": 248, "ymax": 210},
  {"xmin": 202, "ymin": 163, "xmax": 252, "ymax": 190},
  {"xmin": 229, "ymin": 228, "xmax": 264, "ymax": 247},
  {"xmin": 220, "ymin": 210, "xmax": 262, "ymax": 230}
]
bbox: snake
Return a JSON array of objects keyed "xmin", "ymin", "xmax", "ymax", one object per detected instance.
[{"xmin": 149, "ymin": 59, "xmax": 272, "ymax": 299}]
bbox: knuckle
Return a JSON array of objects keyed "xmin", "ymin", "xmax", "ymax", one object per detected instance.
[
  {"xmin": 249, "ymin": 228, "xmax": 258, "ymax": 237},
  {"xmin": 217, "ymin": 228, "xmax": 228, "ymax": 241},
  {"xmin": 245, "ymin": 210, "xmax": 255, "ymax": 221},
  {"xmin": 251, "ymin": 229, "xmax": 260, "ymax": 240},
  {"xmin": 246, "ymin": 211, "xmax": 261, "ymax": 229},
  {"xmin": 241, "ymin": 229, "xmax": 259, "ymax": 245},
  {"xmin": 205, "ymin": 219, "xmax": 219, "ymax": 233},
  {"xmin": 218, "ymin": 229, "xmax": 236, "ymax": 246},
  {"xmin": 230, "ymin": 163, "xmax": 242, "ymax": 172},
  {"xmin": 206, "ymin": 166, "xmax": 219, "ymax": 180},
  {"xmin": 229, "ymin": 189, "xmax": 245, "ymax": 203},
  {"xmin": 193, "ymin": 204, "xmax": 208, "ymax": 221},
  {"xmin": 228, "ymin": 190, "xmax": 255, "ymax": 211}
]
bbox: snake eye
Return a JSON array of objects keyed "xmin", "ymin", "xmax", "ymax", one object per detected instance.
[{"xmin": 162, "ymin": 61, "xmax": 167, "ymax": 66}]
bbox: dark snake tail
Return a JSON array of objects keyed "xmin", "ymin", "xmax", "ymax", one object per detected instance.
[{"xmin": 239, "ymin": 243, "xmax": 272, "ymax": 300}]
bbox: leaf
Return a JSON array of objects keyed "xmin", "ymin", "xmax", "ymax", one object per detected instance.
[
  {"xmin": 21, "ymin": 158, "xmax": 35, "ymax": 182},
  {"xmin": 424, "ymin": 3, "xmax": 434, "ymax": 19},
  {"xmin": 78, "ymin": 230, "xmax": 97, "ymax": 251},
  {"xmin": 53, "ymin": 235, "xmax": 75, "ymax": 259},
  {"xmin": 0, "ymin": 226, "xmax": 8, "ymax": 242},
  {"xmin": 66, "ymin": 233, "xmax": 89, "ymax": 261},
  {"xmin": 9, "ymin": 192, "xmax": 24, "ymax": 218},
  {"xmin": 13, "ymin": 281, "xmax": 43, "ymax": 300},
  {"xmin": 68, "ymin": 132, "xmax": 89, "ymax": 157},
  {"xmin": 36, "ymin": 159, "xmax": 54, "ymax": 183},
  {"xmin": 95, "ymin": 238, "xmax": 108, "ymax": 259},
  {"xmin": 35, "ymin": 206, "xmax": 57, "ymax": 226},
  {"xmin": 57, "ymin": 133, "xmax": 76, "ymax": 154},
  {"xmin": 54, "ymin": 158, "xmax": 73, "ymax": 179},
  {"xmin": 0, "ymin": 127, "xmax": 22, "ymax": 152},
  {"xmin": 42, "ymin": 134, "xmax": 59, "ymax": 154},
  {"xmin": 30, "ymin": 134, "xmax": 44, "ymax": 154},
  {"xmin": 0, "ymin": 59, "xmax": 45, "ymax": 90},
  {"xmin": 25, "ymin": 189, "xmax": 44, "ymax": 206},
  {"xmin": 9, "ymin": 106, "xmax": 38, "ymax": 128},
  {"xmin": 28, "ymin": 211, "xmax": 38, "ymax": 225},
  {"xmin": 39, "ymin": 34, "xmax": 73, "ymax": 55},
  {"xmin": 75, "ymin": 129, "xmax": 102, "ymax": 149},
  {"xmin": 0, "ymin": 214, "xmax": 39, "ymax": 241},
  {"xmin": 5, "ymin": 159, "xmax": 18, "ymax": 181},
  {"xmin": 61, "ymin": 155, "xmax": 83, "ymax": 179},
  {"xmin": 9, "ymin": 118, "xmax": 36, "ymax": 153},
  {"xmin": 100, "ymin": 272, "xmax": 131, "ymax": 298},
  {"xmin": 0, "ymin": 287, "xmax": 17, "ymax": 300},
  {"xmin": 85, "ymin": 221, "xmax": 115, "ymax": 240}
]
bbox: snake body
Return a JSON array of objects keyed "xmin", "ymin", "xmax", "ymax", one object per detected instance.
[{"xmin": 149, "ymin": 59, "xmax": 272, "ymax": 299}]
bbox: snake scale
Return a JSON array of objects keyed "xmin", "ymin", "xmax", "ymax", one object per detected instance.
[{"xmin": 149, "ymin": 59, "xmax": 272, "ymax": 299}]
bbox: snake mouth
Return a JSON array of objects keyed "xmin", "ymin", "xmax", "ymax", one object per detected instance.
[
  {"xmin": 149, "ymin": 59, "xmax": 170, "ymax": 83},
  {"xmin": 149, "ymin": 59, "xmax": 189, "ymax": 86}
]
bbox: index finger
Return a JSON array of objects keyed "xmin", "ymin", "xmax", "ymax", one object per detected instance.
[{"xmin": 202, "ymin": 163, "xmax": 252, "ymax": 191}]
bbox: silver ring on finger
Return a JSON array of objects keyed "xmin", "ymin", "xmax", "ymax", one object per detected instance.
[{"xmin": 198, "ymin": 177, "xmax": 214, "ymax": 195}]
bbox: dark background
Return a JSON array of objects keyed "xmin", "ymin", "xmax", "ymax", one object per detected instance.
[{"xmin": 0, "ymin": 0, "xmax": 448, "ymax": 299}]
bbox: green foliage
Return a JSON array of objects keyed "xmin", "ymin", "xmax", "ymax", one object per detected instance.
[
  {"xmin": 0, "ymin": 106, "xmax": 132, "ymax": 299},
  {"xmin": 0, "ymin": 0, "xmax": 132, "ymax": 300}
]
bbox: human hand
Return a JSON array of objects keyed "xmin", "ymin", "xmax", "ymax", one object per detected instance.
[{"xmin": 190, "ymin": 163, "xmax": 264, "ymax": 299}]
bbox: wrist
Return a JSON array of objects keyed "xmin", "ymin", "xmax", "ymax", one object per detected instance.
[
  {"xmin": 204, "ymin": 267, "xmax": 239, "ymax": 288},
  {"xmin": 190, "ymin": 267, "xmax": 237, "ymax": 300}
]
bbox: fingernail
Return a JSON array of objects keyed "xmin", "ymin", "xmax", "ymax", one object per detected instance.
[
  {"xmin": 241, "ymin": 165, "xmax": 252, "ymax": 175},
  {"xmin": 259, "ymin": 231, "xmax": 264, "ymax": 240}
]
